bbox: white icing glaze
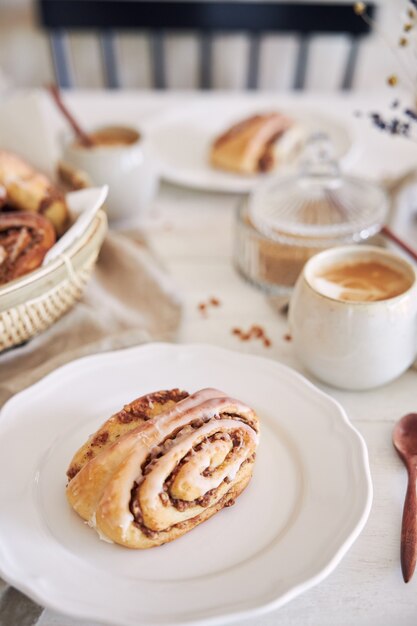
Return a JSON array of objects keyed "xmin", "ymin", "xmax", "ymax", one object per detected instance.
[
  {"xmin": 79, "ymin": 389, "xmax": 259, "ymax": 543},
  {"xmin": 87, "ymin": 512, "xmax": 114, "ymax": 543},
  {"xmin": 96, "ymin": 527, "xmax": 114, "ymax": 544},
  {"xmin": 139, "ymin": 417, "xmax": 258, "ymax": 530},
  {"xmin": 172, "ymin": 439, "xmax": 232, "ymax": 500},
  {"xmin": 118, "ymin": 510, "xmax": 134, "ymax": 540},
  {"xmin": 87, "ymin": 512, "xmax": 96, "ymax": 528}
]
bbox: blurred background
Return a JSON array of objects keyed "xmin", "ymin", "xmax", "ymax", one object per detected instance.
[{"xmin": 0, "ymin": 0, "xmax": 404, "ymax": 92}]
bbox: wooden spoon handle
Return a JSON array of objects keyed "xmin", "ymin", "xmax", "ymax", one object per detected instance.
[
  {"xmin": 47, "ymin": 84, "xmax": 93, "ymax": 148},
  {"xmin": 401, "ymin": 464, "xmax": 417, "ymax": 582},
  {"xmin": 381, "ymin": 225, "xmax": 417, "ymax": 264}
]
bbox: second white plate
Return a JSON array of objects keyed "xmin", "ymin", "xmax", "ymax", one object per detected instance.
[
  {"xmin": 0, "ymin": 343, "xmax": 371, "ymax": 626},
  {"xmin": 146, "ymin": 99, "xmax": 355, "ymax": 193}
]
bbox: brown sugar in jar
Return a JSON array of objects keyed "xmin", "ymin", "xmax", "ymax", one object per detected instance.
[
  {"xmin": 234, "ymin": 136, "xmax": 389, "ymax": 295},
  {"xmin": 234, "ymin": 202, "xmax": 333, "ymax": 294}
]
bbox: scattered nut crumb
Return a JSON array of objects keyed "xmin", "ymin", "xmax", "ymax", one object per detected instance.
[
  {"xmin": 250, "ymin": 325, "xmax": 263, "ymax": 338},
  {"xmin": 283, "ymin": 333, "xmax": 292, "ymax": 342},
  {"xmin": 198, "ymin": 296, "xmax": 222, "ymax": 316},
  {"xmin": 231, "ymin": 324, "xmax": 272, "ymax": 348}
]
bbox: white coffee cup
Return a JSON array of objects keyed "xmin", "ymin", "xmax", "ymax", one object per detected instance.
[
  {"xmin": 289, "ymin": 245, "xmax": 417, "ymax": 390},
  {"xmin": 61, "ymin": 125, "xmax": 158, "ymax": 224}
]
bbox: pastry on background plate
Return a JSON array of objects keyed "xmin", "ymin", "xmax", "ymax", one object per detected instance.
[
  {"xmin": 66, "ymin": 387, "xmax": 260, "ymax": 548},
  {"xmin": 0, "ymin": 151, "xmax": 69, "ymax": 235},
  {"xmin": 0, "ymin": 211, "xmax": 56, "ymax": 285},
  {"xmin": 210, "ymin": 112, "xmax": 304, "ymax": 175}
]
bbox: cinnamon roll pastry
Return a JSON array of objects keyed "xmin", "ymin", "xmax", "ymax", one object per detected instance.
[
  {"xmin": 210, "ymin": 112, "xmax": 304, "ymax": 174},
  {"xmin": 66, "ymin": 388, "xmax": 260, "ymax": 548},
  {"xmin": 0, "ymin": 151, "xmax": 69, "ymax": 235},
  {"xmin": 0, "ymin": 212, "xmax": 56, "ymax": 284}
]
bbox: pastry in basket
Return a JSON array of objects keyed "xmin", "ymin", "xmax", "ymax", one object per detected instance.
[
  {"xmin": 210, "ymin": 112, "xmax": 304, "ymax": 175},
  {"xmin": 0, "ymin": 212, "xmax": 56, "ymax": 285},
  {"xmin": 0, "ymin": 151, "xmax": 69, "ymax": 235},
  {"xmin": 66, "ymin": 387, "xmax": 260, "ymax": 548}
]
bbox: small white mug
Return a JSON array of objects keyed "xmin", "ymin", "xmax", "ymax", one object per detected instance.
[
  {"xmin": 289, "ymin": 245, "xmax": 417, "ymax": 390},
  {"xmin": 61, "ymin": 125, "xmax": 158, "ymax": 224}
]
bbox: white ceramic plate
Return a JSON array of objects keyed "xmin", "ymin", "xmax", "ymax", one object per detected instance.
[
  {"xmin": 146, "ymin": 100, "xmax": 355, "ymax": 193},
  {"xmin": 0, "ymin": 343, "xmax": 372, "ymax": 626}
]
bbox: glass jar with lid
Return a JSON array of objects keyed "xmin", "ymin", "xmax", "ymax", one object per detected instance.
[{"xmin": 234, "ymin": 133, "xmax": 389, "ymax": 295}]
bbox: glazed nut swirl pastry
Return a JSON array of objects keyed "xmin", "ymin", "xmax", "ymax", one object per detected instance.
[
  {"xmin": 66, "ymin": 388, "xmax": 260, "ymax": 548},
  {"xmin": 210, "ymin": 112, "xmax": 303, "ymax": 175},
  {"xmin": 0, "ymin": 151, "xmax": 69, "ymax": 235},
  {"xmin": 0, "ymin": 212, "xmax": 56, "ymax": 285}
]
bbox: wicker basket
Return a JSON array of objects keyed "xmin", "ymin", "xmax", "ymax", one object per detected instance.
[{"xmin": 0, "ymin": 209, "xmax": 107, "ymax": 352}]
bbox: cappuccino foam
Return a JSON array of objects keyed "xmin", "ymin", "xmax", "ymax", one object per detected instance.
[{"xmin": 313, "ymin": 259, "xmax": 412, "ymax": 302}]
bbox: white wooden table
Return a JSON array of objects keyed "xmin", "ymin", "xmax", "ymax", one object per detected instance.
[{"xmin": 16, "ymin": 91, "xmax": 417, "ymax": 625}]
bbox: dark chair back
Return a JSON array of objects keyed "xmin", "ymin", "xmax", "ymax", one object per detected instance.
[{"xmin": 37, "ymin": 1, "xmax": 375, "ymax": 90}]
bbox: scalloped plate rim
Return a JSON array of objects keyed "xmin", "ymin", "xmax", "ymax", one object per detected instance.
[{"xmin": 0, "ymin": 343, "xmax": 372, "ymax": 626}]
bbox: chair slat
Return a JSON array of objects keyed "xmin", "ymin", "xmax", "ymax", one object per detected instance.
[
  {"xmin": 39, "ymin": 1, "xmax": 375, "ymax": 35},
  {"xmin": 293, "ymin": 36, "xmax": 310, "ymax": 90},
  {"xmin": 49, "ymin": 31, "xmax": 73, "ymax": 88},
  {"xmin": 247, "ymin": 34, "xmax": 260, "ymax": 90},
  {"xmin": 38, "ymin": 1, "xmax": 376, "ymax": 91},
  {"xmin": 200, "ymin": 33, "xmax": 212, "ymax": 90},
  {"xmin": 341, "ymin": 36, "xmax": 360, "ymax": 90},
  {"xmin": 149, "ymin": 31, "xmax": 166, "ymax": 89},
  {"xmin": 100, "ymin": 30, "xmax": 120, "ymax": 89}
]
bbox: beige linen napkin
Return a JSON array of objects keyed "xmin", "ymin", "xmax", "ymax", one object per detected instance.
[{"xmin": 0, "ymin": 228, "xmax": 182, "ymax": 406}]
